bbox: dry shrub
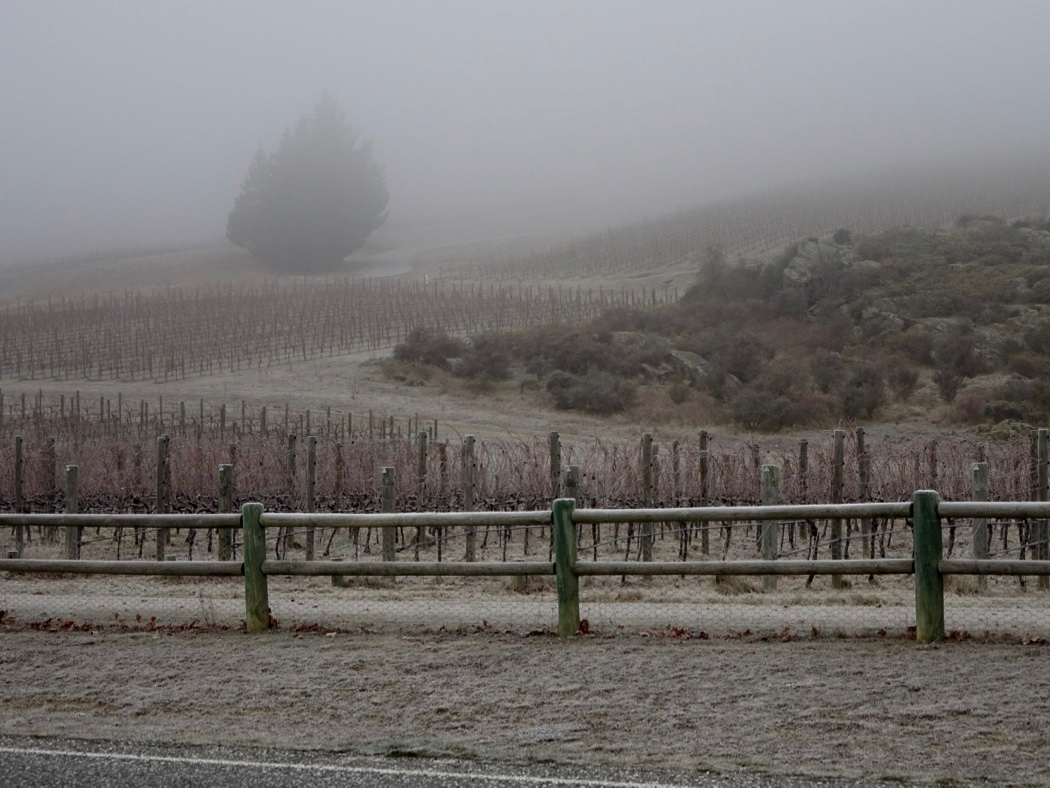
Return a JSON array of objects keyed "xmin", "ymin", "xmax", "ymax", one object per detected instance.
[
  {"xmin": 1008, "ymin": 352, "xmax": 1050, "ymax": 379},
  {"xmin": 952, "ymin": 389, "xmax": 993, "ymax": 424},
  {"xmin": 546, "ymin": 370, "xmax": 636, "ymax": 414},
  {"xmin": 381, "ymin": 359, "xmax": 433, "ymax": 386},
  {"xmin": 714, "ymin": 576, "xmax": 759, "ymax": 595}
]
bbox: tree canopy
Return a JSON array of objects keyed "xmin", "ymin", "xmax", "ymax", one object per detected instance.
[{"xmin": 226, "ymin": 93, "xmax": 389, "ymax": 273}]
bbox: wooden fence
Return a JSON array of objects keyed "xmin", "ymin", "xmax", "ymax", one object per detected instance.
[{"xmin": 4, "ymin": 493, "xmax": 1050, "ymax": 643}]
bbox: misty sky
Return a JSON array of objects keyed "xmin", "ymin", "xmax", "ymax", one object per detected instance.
[{"xmin": 2, "ymin": 0, "xmax": 1048, "ymax": 263}]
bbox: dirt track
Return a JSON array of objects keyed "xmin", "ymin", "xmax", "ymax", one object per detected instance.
[{"xmin": 1, "ymin": 626, "xmax": 1049, "ymax": 785}]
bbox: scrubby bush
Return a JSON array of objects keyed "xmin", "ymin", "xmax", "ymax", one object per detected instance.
[
  {"xmin": 730, "ymin": 390, "xmax": 795, "ymax": 432},
  {"xmin": 811, "ymin": 352, "xmax": 846, "ymax": 394},
  {"xmin": 546, "ymin": 371, "xmax": 637, "ymax": 414},
  {"xmin": 393, "ymin": 328, "xmax": 467, "ymax": 369},
  {"xmin": 933, "ymin": 323, "xmax": 984, "ymax": 378},
  {"xmin": 694, "ymin": 331, "xmax": 773, "ymax": 384},
  {"xmin": 887, "ymin": 327, "xmax": 934, "ymax": 364},
  {"xmin": 1007, "ymin": 352, "xmax": 1050, "ymax": 380},
  {"xmin": 455, "ymin": 334, "xmax": 511, "ymax": 380},
  {"xmin": 984, "ymin": 399, "xmax": 1026, "ymax": 423},
  {"xmin": 838, "ymin": 362, "xmax": 885, "ymax": 419},
  {"xmin": 668, "ymin": 380, "xmax": 692, "ymax": 404},
  {"xmin": 933, "ymin": 367, "xmax": 963, "ymax": 402},
  {"xmin": 887, "ymin": 365, "xmax": 920, "ymax": 401}
]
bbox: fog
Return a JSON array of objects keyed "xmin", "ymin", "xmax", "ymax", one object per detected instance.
[{"xmin": 2, "ymin": 0, "xmax": 1049, "ymax": 264}]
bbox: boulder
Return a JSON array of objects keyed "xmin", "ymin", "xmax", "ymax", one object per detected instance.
[
  {"xmin": 666, "ymin": 350, "xmax": 716, "ymax": 382},
  {"xmin": 782, "ymin": 239, "xmax": 842, "ymax": 287}
]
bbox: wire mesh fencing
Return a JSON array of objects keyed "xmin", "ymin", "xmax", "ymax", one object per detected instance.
[{"xmin": 4, "ymin": 501, "xmax": 1050, "ymax": 640}]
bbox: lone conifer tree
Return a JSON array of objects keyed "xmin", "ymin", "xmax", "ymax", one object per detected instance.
[{"xmin": 227, "ymin": 93, "xmax": 389, "ymax": 272}]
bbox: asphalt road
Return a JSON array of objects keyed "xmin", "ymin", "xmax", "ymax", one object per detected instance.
[{"xmin": 0, "ymin": 736, "xmax": 919, "ymax": 788}]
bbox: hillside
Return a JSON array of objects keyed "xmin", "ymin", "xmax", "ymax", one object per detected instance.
[{"xmin": 393, "ymin": 216, "xmax": 1050, "ymax": 435}]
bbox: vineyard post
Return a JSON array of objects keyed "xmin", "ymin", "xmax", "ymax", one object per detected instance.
[
  {"xmin": 305, "ymin": 435, "xmax": 316, "ymax": 561},
  {"xmin": 286, "ymin": 433, "xmax": 297, "ymax": 494},
  {"xmin": 971, "ymin": 462, "xmax": 989, "ymax": 591},
  {"xmin": 179, "ymin": 402, "xmax": 186, "ymax": 436},
  {"xmin": 45, "ymin": 436, "xmax": 57, "ymax": 518},
  {"xmin": 261, "ymin": 406, "xmax": 267, "ymax": 437},
  {"xmin": 562, "ymin": 465, "xmax": 581, "ymax": 551},
  {"xmin": 858, "ymin": 427, "xmax": 872, "ymax": 560},
  {"xmin": 699, "ymin": 430, "xmax": 709, "ymax": 555},
  {"xmin": 552, "ymin": 497, "xmax": 580, "ymax": 637},
  {"xmin": 220, "ymin": 403, "xmax": 226, "ymax": 434},
  {"xmin": 831, "ymin": 429, "xmax": 845, "ymax": 589},
  {"xmin": 415, "ymin": 431, "xmax": 428, "ymax": 560},
  {"xmin": 641, "ymin": 433, "xmax": 653, "ymax": 562},
  {"xmin": 14, "ymin": 436, "xmax": 24, "ymax": 554},
  {"xmin": 242, "ymin": 502, "xmax": 269, "ymax": 632},
  {"xmin": 1039, "ymin": 429, "xmax": 1048, "ymax": 590},
  {"xmin": 760, "ymin": 465, "xmax": 779, "ymax": 590},
  {"xmin": 155, "ymin": 435, "xmax": 170, "ymax": 561},
  {"xmin": 218, "ymin": 464, "xmax": 233, "ymax": 561},
  {"xmin": 673, "ymin": 440, "xmax": 683, "ymax": 559},
  {"xmin": 64, "ymin": 465, "xmax": 79, "ymax": 560},
  {"xmin": 548, "ymin": 431, "xmax": 561, "ymax": 556},
  {"xmin": 549, "ymin": 432, "xmax": 561, "ymax": 501},
  {"xmin": 381, "ymin": 467, "xmax": 396, "ymax": 561},
  {"xmin": 463, "ymin": 436, "xmax": 476, "ymax": 561},
  {"xmin": 913, "ymin": 490, "xmax": 945, "ymax": 643}
]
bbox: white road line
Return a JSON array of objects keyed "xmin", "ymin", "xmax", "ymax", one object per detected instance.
[{"xmin": 0, "ymin": 745, "xmax": 668, "ymax": 787}]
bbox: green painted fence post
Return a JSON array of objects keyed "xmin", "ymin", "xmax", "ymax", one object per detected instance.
[
  {"xmin": 242, "ymin": 502, "xmax": 270, "ymax": 632},
  {"xmin": 553, "ymin": 497, "xmax": 580, "ymax": 637},
  {"xmin": 913, "ymin": 489, "xmax": 944, "ymax": 643}
]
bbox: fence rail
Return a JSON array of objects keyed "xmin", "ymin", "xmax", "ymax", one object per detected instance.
[{"xmin": 4, "ymin": 491, "xmax": 1050, "ymax": 642}]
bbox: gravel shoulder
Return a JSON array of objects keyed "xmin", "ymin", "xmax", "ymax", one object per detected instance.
[{"xmin": 1, "ymin": 628, "xmax": 1048, "ymax": 785}]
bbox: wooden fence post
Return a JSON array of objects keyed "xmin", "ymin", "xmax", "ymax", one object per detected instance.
[
  {"xmin": 64, "ymin": 465, "xmax": 79, "ymax": 560},
  {"xmin": 971, "ymin": 461, "xmax": 990, "ymax": 591},
  {"xmin": 549, "ymin": 431, "xmax": 561, "ymax": 501},
  {"xmin": 218, "ymin": 464, "xmax": 234, "ymax": 561},
  {"xmin": 913, "ymin": 489, "xmax": 945, "ymax": 643},
  {"xmin": 45, "ymin": 436, "xmax": 56, "ymax": 518},
  {"xmin": 761, "ymin": 465, "xmax": 779, "ymax": 590},
  {"xmin": 699, "ymin": 430, "xmax": 709, "ymax": 555},
  {"xmin": 553, "ymin": 497, "xmax": 580, "ymax": 637},
  {"xmin": 831, "ymin": 429, "xmax": 845, "ymax": 589},
  {"xmin": 463, "ymin": 436, "xmax": 476, "ymax": 561},
  {"xmin": 1039, "ymin": 428, "xmax": 1048, "ymax": 591},
  {"xmin": 416, "ymin": 431, "xmax": 428, "ymax": 559},
  {"xmin": 858, "ymin": 427, "xmax": 872, "ymax": 561},
  {"xmin": 305, "ymin": 435, "xmax": 316, "ymax": 561},
  {"xmin": 641, "ymin": 432, "xmax": 653, "ymax": 562},
  {"xmin": 155, "ymin": 434, "xmax": 170, "ymax": 561},
  {"xmin": 381, "ymin": 467, "xmax": 396, "ymax": 561},
  {"xmin": 242, "ymin": 502, "xmax": 269, "ymax": 632},
  {"xmin": 14, "ymin": 436, "xmax": 24, "ymax": 555}
]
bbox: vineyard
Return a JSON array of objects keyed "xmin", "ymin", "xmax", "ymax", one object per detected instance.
[
  {"xmin": 0, "ymin": 278, "xmax": 668, "ymax": 384},
  {"xmin": 2, "ymin": 396, "xmax": 1047, "ymax": 569},
  {"xmin": 2, "ymin": 397, "xmax": 1039, "ymax": 507}
]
